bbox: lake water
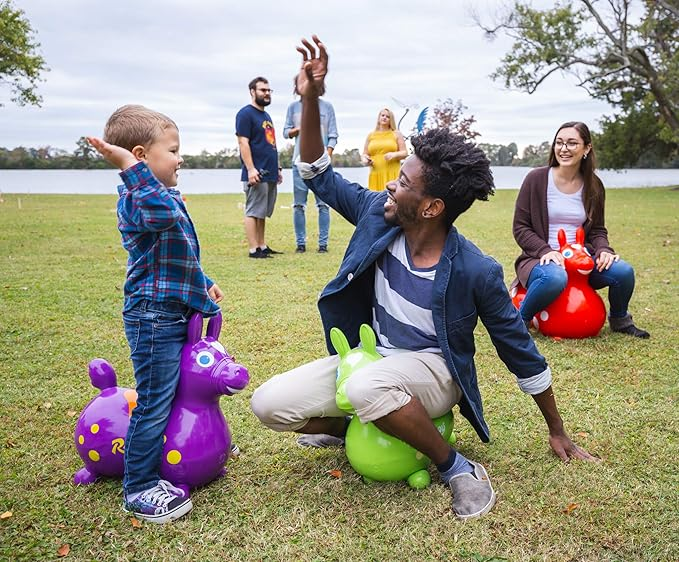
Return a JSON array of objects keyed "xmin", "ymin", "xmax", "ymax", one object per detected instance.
[{"xmin": 0, "ymin": 166, "xmax": 676, "ymax": 194}]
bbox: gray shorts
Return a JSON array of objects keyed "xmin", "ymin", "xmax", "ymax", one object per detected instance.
[{"xmin": 244, "ymin": 181, "xmax": 277, "ymax": 218}]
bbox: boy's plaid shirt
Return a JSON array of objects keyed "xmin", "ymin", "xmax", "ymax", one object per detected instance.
[{"xmin": 116, "ymin": 162, "xmax": 219, "ymax": 316}]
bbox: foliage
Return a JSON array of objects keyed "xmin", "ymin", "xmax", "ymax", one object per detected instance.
[
  {"xmin": 595, "ymin": 103, "xmax": 679, "ymax": 169},
  {"xmin": 477, "ymin": 142, "xmax": 519, "ymax": 166},
  {"xmin": 418, "ymin": 97, "xmax": 480, "ymax": 141},
  {"xmin": 0, "ymin": 188, "xmax": 677, "ymax": 560},
  {"xmin": 277, "ymin": 143, "xmax": 294, "ymax": 168},
  {"xmin": 0, "ymin": 142, "xmax": 367, "ymax": 170},
  {"xmin": 515, "ymin": 141, "xmax": 553, "ymax": 168},
  {"xmin": 0, "ymin": 144, "xmax": 108, "ymax": 169},
  {"xmin": 331, "ymin": 147, "xmax": 362, "ymax": 167},
  {"xmin": 475, "ymin": 0, "xmax": 679, "ymax": 141},
  {"xmin": 0, "ymin": 0, "xmax": 48, "ymax": 106},
  {"xmin": 181, "ymin": 148, "xmax": 242, "ymax": 169}
]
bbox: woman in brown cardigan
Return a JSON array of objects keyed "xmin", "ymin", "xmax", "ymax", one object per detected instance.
[{"xmin": 512, "ymin": 121, "xmax": 649, "ymax": 338}]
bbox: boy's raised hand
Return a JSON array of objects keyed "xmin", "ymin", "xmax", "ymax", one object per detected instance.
[
  {"xmin": 295, "ymin": 35, "xmax": 328, "ymax": 98},
  {"xmin": 87, "ymin": 137, "xmax": 139, "ymax": 171}
]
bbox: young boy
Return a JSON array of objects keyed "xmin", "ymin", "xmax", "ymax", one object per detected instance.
[{"xmin": 88, "ymin": 104, "xmax": 224, "ymax": 524}]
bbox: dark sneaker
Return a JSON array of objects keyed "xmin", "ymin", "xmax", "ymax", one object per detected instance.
[
  {"xmin": 447, "ymin": 461, "xmax": 496, "ymax": 519},
  {"xmin": 123, "ymin": 480, "xmax": 192, "ymax": 524},
  {"xmin": 261, "ymin": 246, "xmax": 283, "ymax": 255},
  {"xmin": 318, "ymin": 245, "xmax": 328, "ymax": 253},
  {"xmin": 609, "ymin": 314, "xmax": 650, "ymax": 338},
  {"xmin": 295, "ymin": 245, "xmax": 306, "ymax": 253},
  {"xmin": 614, "ymin": 324, "xmax": 650, "ymax": 338},
  {"xmin": 249, "ymin": 248, "xmax": 272, "ymax": 259},
  {"xmin": 296, "ymin": 433, "xmax": 345, "ymax": 448}
]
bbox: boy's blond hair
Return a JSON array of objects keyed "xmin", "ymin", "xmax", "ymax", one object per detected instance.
[{"xmin": 103, "ymin": 104, "xmax": 178, "ymax": 151}]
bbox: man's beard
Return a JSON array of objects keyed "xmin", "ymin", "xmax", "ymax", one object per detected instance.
[
  {"xmin": 384, "ymin": 212, "xmax": 399, "ymax": 226},
  {"xmin": 384, "ymin": 206, "xmax": 417, "ymax": 227},
  {"xmin": 255, "ymin": 95, "xmax": 271, "ymax": 107}
]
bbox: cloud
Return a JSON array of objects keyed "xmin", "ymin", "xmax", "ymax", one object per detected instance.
[{"xmin": 1, "ymin": 0, "xmax": 616, "ymax": 155}]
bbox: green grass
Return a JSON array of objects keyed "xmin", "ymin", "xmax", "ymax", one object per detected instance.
[{"xmin": 0, "ymin": 186, "xmax": 677, "ymax": 561}]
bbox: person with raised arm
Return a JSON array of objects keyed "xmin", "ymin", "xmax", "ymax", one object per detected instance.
[{"xmin": 251, "ymin": 36, "xmax": 597, "ymax": 519}]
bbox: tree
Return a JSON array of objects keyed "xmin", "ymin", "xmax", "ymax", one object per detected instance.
[
  {"xmin": 332, "ymin": 148, "xmax": 362, "ymax": 168},
  {"xmin": 278, "ymin": 144, "xmax": 294, "ymax": 169},
  {"xmin": 418, "ymin": 98, "xmax": 480, "ymax": 141},
  {"xmin": 516, "ymin": 142, "xmax": 552, "ymax": 168},
  {"xmin": 0, "ymin": 0, "xmax": 48, "ymax": 106},
  {"xmin": 475, "ymin": 1, "xmax": 679, "ymax": 141},
  {"xmin": 477, "ymin": 142, "xmax": 519, "ymax": 166},
  {"xmin": 594, "ymin": 102, "xmax": 679, "ymax": 168}
]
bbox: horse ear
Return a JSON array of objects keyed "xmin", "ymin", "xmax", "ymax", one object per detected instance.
[
  {"xmin": 330, "ymin": 327, "xmax": 350, "ymax": 357},
  {"xmin": 576, "ymin": 226, "xmax": 585, "ymax": 246},
  {"xmin": 359, "ymin": 324, "xmax": 377, "ymax": 353},
  {"xmin": 187, "ymin": 313, "xmax": 203, "ymax": 344},
  {"xmin": 206, "ymin": 311, "xmax": 222, "ymax": 340},
  {"xmin": 557, "ymin": 229, "xmax": 567, "ymax": 249}
]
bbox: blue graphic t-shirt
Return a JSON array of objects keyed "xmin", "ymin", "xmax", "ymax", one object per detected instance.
[{"xmin": 235, "ymin": 104, "xmax": 278, "ymax": 182}]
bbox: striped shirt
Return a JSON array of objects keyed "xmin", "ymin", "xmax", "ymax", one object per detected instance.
[
  {"xmin": 372, "ymin": 233, "xmax": 441, "ymax": 356},
  {"xmin": 117, "ymin": 162, "xmax": 219, "ymax": 316}
]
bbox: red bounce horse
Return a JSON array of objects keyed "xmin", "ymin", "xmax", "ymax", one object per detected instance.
[{"xmin": 511, "ymin": 227, "xmax": 606, "ymax": 338}]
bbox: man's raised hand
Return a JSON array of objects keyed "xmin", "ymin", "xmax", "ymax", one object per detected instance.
[{"xmin": 295, "ymin": 35, "xmax": 328, "ymax": 98}]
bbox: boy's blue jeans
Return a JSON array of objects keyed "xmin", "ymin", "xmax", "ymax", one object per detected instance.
[
  {"xmin": 293, "ymin": 166, "xmax": 330, "ymax": 247},
  {"xmin": 122, "ymin": 300, "xmax": 190, "ymax": 495},
  {"xmin": 520, "ymin": 259, "xmax": 635, "ymax": 322}
]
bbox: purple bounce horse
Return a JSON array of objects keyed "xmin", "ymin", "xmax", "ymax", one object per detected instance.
[{"xmin": 74, "ymin": 312, "xmax": 249, "ymax": 493}]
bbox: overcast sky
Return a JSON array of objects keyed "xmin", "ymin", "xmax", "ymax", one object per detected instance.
[{"xmin": 1, "ymin": 0, "xmax": 616, "ymax": 156}]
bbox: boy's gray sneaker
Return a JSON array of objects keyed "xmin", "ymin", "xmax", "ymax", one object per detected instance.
[
  {"xmin": 123, "ymin": 479, "xmax": 192, "ymax": 524},
  {"xmin": 296, "ymin": 433, "xmax": 345, "ymax": 448},
  {"xmin": 447, "ymin": 460, "xmax": 496, "ymax": 519}
]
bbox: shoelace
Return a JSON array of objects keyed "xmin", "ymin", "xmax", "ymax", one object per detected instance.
[{"xmin": 139, "ymin": 480, "xmax": 184, "ymax": 513}]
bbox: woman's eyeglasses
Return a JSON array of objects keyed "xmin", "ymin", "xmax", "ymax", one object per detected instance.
[{"xmin": 555, "ymin": 140, "xmax": 581, "ymax": 150}]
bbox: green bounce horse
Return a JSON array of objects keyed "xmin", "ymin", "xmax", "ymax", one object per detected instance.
[{"xmin": 331, "ymin": 324, "xmax": 456, "ymax": 489}]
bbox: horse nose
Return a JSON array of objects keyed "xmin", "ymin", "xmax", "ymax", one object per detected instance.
[{"xmin": 214, "ymin": 359, "xmax": 250, "ymax": 395}]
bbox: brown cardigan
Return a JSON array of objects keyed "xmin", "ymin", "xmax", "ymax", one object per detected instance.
[{"xmin": 512, "ymin": 166, "xmax": 614, "ymax": 288}]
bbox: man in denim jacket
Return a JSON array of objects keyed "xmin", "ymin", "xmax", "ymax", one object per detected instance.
[{"xmin": 251, "ymin": 37, "xmax": 596, "ymax": 520}]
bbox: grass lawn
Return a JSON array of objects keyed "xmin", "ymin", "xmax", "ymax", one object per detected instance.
[{"xmin": 0, "ymin": 185, "xmax": 677, "ymax": 561}]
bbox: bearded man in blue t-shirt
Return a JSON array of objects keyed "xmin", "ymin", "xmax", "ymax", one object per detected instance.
[{"xmin": 236, "ymin": 76, "xmax": 283, "ymax": 259}]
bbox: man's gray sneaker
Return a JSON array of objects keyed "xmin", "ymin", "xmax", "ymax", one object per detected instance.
[
  {"xmin": 447, "ymin": 460, "xmax": 496, "ymax": 519},
  {"xmin": 296, "ymin": 433, "xmax": 345, "ymax": 448}
]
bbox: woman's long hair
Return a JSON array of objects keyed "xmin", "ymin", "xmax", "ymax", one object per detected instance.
[
  {"xmin": 548, "ymin": 121, "xmax": 604, "ymax": 223},
  {"xmin": 374, "ymin": 108, "xmax": 396, "ymax": 131}
]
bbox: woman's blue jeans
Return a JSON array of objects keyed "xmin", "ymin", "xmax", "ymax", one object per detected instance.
[
  {"xmin": 520, "ymin": 260, "xmax": 635, "ymax": 322},
  {"xmin": 293, "ymin": 166, "xmax": 330, "ymax": 247},
  {"xmin": 122, "ymin": 300, "xmax": 190, "ymax": 495}
]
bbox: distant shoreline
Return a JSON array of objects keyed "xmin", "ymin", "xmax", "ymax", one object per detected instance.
[{"xmin": 0, "ymin": 167, "xmax": 677, "ymax": 194}]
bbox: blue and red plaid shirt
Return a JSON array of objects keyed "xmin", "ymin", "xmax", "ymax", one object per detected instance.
[{"xmin": 117, "ymin": 162, "xmax": 219, "ymax": 316}]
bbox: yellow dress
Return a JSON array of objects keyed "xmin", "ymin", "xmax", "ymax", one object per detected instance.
[{"xmin": 366, "ymin": 130, "xmax": 400, "ymax": 191}]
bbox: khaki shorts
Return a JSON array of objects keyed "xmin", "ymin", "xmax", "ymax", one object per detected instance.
[
  {"xmin": 250, "ymin": 352, "xmax": 462, "ymax": 432},
  {"xmin": 244, "ymin": 181, "xmax": 277, "ymax": 218}
]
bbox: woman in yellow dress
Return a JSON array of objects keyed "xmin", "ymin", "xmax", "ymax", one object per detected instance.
[{"xmin": 361, "ymin": 108, "xmax": 408, "ymax": 191}]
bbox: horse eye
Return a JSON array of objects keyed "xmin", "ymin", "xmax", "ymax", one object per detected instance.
[
  {"xmin": 562, "ymin": 249, "xmax": 574, "ymax": 258},
  {"xmin": 196, "ymin": 351, "xmax": 215, "ymax": 367}
]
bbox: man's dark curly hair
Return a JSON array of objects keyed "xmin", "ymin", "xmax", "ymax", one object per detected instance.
[{"xmin": 411, "ymin": 129, "xmax": 495, "ymax": 225}]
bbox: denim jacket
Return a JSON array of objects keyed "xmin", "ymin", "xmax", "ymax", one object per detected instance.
[{"xmin": 306, "ymin": 167, "xmax": 551, "ymax": 442}]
